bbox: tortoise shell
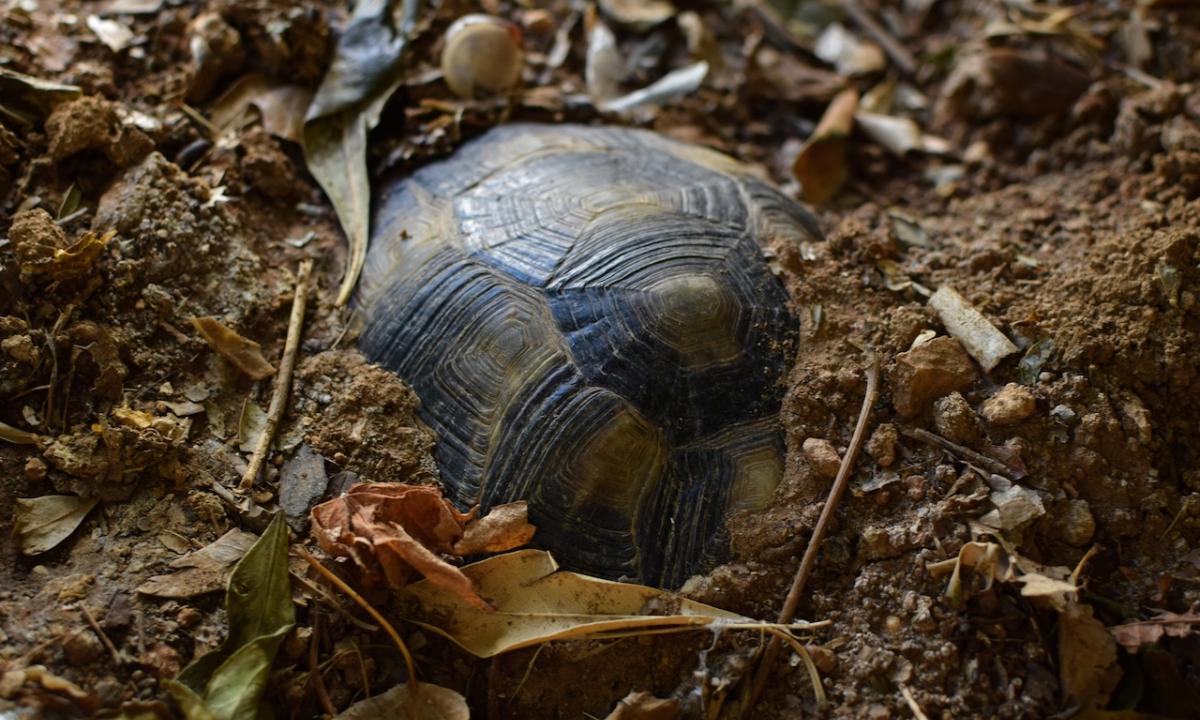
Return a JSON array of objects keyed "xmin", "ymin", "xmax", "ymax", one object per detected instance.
[{"xmin": 357, "ymin": 124, "xmax": 818, "ymax": 587}]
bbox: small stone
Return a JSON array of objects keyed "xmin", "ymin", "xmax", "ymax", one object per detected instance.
[
  {"xmin": 933, "ymin": 392, "xmax": 983, "ymax": 445},
  {"xmin": 802, "ymin": 437, "xmax": 841, "ymax": 479},
  {"xmin": 980, "ymin": 383, "xmax": 1037, "ymax": 425},
  {"xmin": 176, "ymin": 607, "xmax": 202, "ymax": 628},
  {"xmin": 63, "ymin": 630, "xmax": 104, "ymax": 666},
  {"xmin": 24, "ymin": 457, "xmax": 47, "ymax": 482},
  {"xmin": 867, "ymin": 423, "xmax": 898, "ymax": 467},
  {"xmin": 1050, "ymin": 404, "xmax": 1077, "ymax": 424},
  {"xmin": 891, "ymin": 336, "xmax": 978, "ymax": 417},
  {"xmin": 805, "ymin": 645, "xmax": 838, "ymax": 673},
  {"xmin": 1061, "ymin": 499, "xmax": 1096, "ymax": 547}
]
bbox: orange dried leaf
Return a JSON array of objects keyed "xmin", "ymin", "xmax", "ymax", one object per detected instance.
[
  {"xmin": 1110, "ymin": 610, "xmax": 1200, "ymax": 653},
  {"xmin": 792, "ymin": 88, "xmax": 858, "ymax": 204},
  {"xmin": 190, "ymin": 316, "xmax": 276, "ymax": 380},
  {"xmin": 453, "ymin": 501, "xmax": 536, "ymax": 555},
  {"xmin": 310, "ymin": 483, "xmax": 534, "ymax": 610}
]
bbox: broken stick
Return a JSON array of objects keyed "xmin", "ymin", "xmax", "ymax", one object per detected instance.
[{"xmin": 240, "ymin": 258, "xmax": 314, "ymax": 490}]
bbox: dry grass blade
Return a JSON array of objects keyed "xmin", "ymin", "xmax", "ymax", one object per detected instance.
[
  {"xmin": 191, "ymin": 316, "xmax": 275, "ymax": 380},
  {"xmin": 297, "ymin": 547, "xmax": 419, "ymax": 687},
  {"xmin": 741, "ymin": 356, "xmax": 880, "ymax": 716}
]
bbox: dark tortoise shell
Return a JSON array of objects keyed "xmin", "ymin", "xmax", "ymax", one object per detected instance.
[{"xmin": 357, "ymin": 124, "xmax": 818, "ymax": 587}]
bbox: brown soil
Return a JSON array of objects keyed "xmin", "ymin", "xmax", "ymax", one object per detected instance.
[{"xmin": 3, "ymin": 1, "xmax": 1200, "ymax": 719}]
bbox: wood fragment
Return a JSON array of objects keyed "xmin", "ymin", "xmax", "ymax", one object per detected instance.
[
  {"xmin": 841, "ymin": 0, "xmax": 917, "ymax": 75},
  {"xmin": 240, "ymin": 259, "xmax": 314, "ymax": 490},
  {"xmin": 79, "ymin": 604, "xmax": 123, "ymax": 666},
  {"xmin": 743, "ymin": 356, "xmax": 880, "ymax": 715},
  {"xmin": 899, "ymin": 426, "xmax": 1018, "ymax": 480}
]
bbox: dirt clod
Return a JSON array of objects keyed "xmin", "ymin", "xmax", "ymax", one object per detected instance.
[
  {"xmin": 981, "ymin": 383, "xmax": 1037, "ymax": 426},
  {"xmin": 802, "ymin": 437, "xmax": 842, "ymax": 479},
  {"xmin": 866, "ymin": 423, "xmax": 898, "ymax": 467}
]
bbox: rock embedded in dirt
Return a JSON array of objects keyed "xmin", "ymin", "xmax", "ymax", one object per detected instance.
[
  {"xmin": 933, "ymin": 392, "xmax": 984, "ymax": 445},
  {"xmin": 62, "ymin": 630, "xmax": 104, "ymax": 667},
  {"xmin": 980, "ymin": 383, "xmax": 1037, "ymax": 426},
  {"xmin": 891, "ymin": 336, "xmax": 978, "ymax": 418},
  {"xmin": 866, "ymin": 423, "xmax": 898, "ymax": 467},
  {"xmin": 1060, "ymin": 499, "xmax": 1097, "ymax": 547},
  {"xmin": 803, "ymin": 437, "xmax": 842, "ymax": 479}
]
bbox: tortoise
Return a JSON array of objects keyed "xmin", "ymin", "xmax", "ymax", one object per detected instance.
[{"xmin": 356, "ymin": 124, "xmax": 819, "ymax": 587}]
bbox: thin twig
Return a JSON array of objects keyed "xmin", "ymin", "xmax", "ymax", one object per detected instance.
[
  {"xmin": 841, "ymin": 0, "xmax": 917, "ymax": 75},
  {"xmin": 78, "ymin": 604, "xmax": 123, "ymax": 666},
  {"xmin": 900, "ymin": 684, "xmax": 930, "ymax": 720},
  {"xmin": 900, "ymin": 426, "xmax": 1017, "ymax": 480},
  {"xmin": 742, "ymin": 356, "xmax": 880, "ymax": 715},
  {"xmin": 296, "ymin": 547, "xmax": 418, "ymax": 687},
  {"xmin": 241, "ymin": 259, "xmax": 314, "ymax": 490},
  {"xmin": 309, "ymin": 612, "xmax": 337, "ymax": 716}
]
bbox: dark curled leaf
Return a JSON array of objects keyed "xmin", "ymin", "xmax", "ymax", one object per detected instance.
[
  {"xmin": 174, "ymin": 513, "xmax": 294, "ymax": 720},
  {"xmin": 305, "ymin": 0, "xmax": 416, "ymax": 121},
  {"xmin": 303, "ymin": 0, "xmax": 422, "ymax": 306}
]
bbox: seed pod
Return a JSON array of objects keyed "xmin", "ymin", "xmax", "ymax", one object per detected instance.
[{"xmin": 441, "ymin": 14, "xmax": 524, "ymax": 99}]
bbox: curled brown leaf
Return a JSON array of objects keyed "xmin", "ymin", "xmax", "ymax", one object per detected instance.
[{"xmin": 310, "ymin": 483, "xmax": 535, "ymax": 610}]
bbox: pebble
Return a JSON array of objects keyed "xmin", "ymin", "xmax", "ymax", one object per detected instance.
[
  {"xmin": 891, "ymin": 336, "xmax": 978, "ymax": 417},
  {"xmin": 24, "ymin": 457, "xmax": 47, "ymax": 482},
  {"xmin": 1050, "ymin": 404, "xmax": 1078, "ymax": 424},
  {"xmin": 802, "ymin": 437, "xmax": 842, "ymax": 479},
  {"xmin": 866, "ymin": 423, "xmax": 898, "ymax": 467},
  {"xmin": 980, "ymin": 383, "xmax": 1037, "ymax": 425},
  {"xmin": 1061, "ymin": 499, "xmax": 1096, "ymax": 546},
  {"xmin": 63, "ymin": 630, "xmax": 104, "ymax": 666}
]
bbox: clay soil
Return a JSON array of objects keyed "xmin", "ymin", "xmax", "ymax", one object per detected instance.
[{"xmin": 3, "ymin": 1, "xmax": 1200, "ymax": 719}]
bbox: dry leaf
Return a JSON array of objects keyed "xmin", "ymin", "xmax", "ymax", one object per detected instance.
[
  {"xmin": 605, "ymin": 691, "xmax": 681, "ymax": 720},
  {"xmin": 1060, "ymin": 602, "xmax": 1121, "ymax": 709},
  {"xmin": 87, "ymin": 15, "xmax": 134, "ymax": 52},
  {"xmin": 137, "ymin": 528, "xmax": 257, "ymax": 598},
  {"xmin": 310, "ymin": 483, "xmax": 535, "ymax": 609},
  {"xmin": 237, "ymin": 400, "xmax": 268, "ymax": 453},
  {"xmin": 209, "ymin": 74, "xmax": 312, "ymax": 144},
  {"xmin": 304, "ymin": 0, "xmax": 419, "ymax": 306},
  {"xmin": 814, "ymin": 23, "xmax": 885, "ymax": 76},
  {"xmin": 854, "ymin": 111, "xmax": 951, "ymax": 156},
  {"xmin": 793, "ymin": 89, "xmax": 858, "ymax": 204},
  {"xmin": 1110, "ymin": 610, "xmax": 1200, "ymax": 653},
  {"xmin": 407, "ymin": 549, "xmax": 749, "ymax": 658},
  {"xmin": 334, "ymin": 681, "xmax": 468, "ymax": 720},
  {"xmin": 191, "ymin": 317, "xmax": 276, "ymax": 380},
  {"xmin": 934, "ymin": 539, "xmax": 1076, "ymax": 609},
  {"xmin": 0, "ymin": 420, "xmax": 43, "ymax": 445},
  {"xmin": 598, "ymin": 0, "xmax": 675, "ymax": 31},
  {"xmin": 14, "ymin": 495, "xmax": 100, "ymax": 555},
  {"xmin": 453, "ymin": 501, "xmax": 537, "ymax": 555}
]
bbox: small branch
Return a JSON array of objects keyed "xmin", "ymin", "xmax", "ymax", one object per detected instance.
[
  {"xmin": 742, "ymin": 356, "xmax": 881, "ymax": 715},
  {"xmin": 297, "ymin": 547, "xmax": 419, "ymax": 687},
  {"xmin": 241, "ymin": 259, "xmax": 314, "ymax": 490},
  {"xmin": 78, "ymin": 604, "xmax": 122, "ymax": 666},
  {"xmin": 899, "ymin": 427, "xmax": 1016, "ymax": 480},
  {"xmin": 309, "ymin": 612, "xmax": 337, "ymax": 716},
  {"xmin": 842, "ymin": 0, "xmax": 917, "ymax": 76}
]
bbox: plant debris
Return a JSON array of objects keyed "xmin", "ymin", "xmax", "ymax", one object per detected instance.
[
  {"xmin": 190, "ymin": 317, "xmax": 276, "ymax": 381},
  {"xmin": 13, "ymin": 495, "xmax": 100, "ymax": 555},
  {"xmin": 310, "ymin": 483, "xmax": 535, "ymax": 609}
]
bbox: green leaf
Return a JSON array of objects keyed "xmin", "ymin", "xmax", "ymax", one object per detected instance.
[
  {"xmin": 0, "ymin": 67, "xmax": 80, "ymax": 124},
  {"xmin": 302, "ymin": 0, "xmax": 422, "ymax": 306},
  {"xmin": 175, "ymin": 513, "xmax": 294, "ymax": 719}
]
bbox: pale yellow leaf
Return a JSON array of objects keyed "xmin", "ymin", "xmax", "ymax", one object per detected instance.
[
  {"xmin": 407, "ymin": 549, "xmax": 747, "ymax": 658},
  {"xmin": 14, "ymin": 495, "xmax": 100, "ymax": 555}
]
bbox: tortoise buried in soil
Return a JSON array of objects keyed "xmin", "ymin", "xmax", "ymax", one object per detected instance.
[{"xmin": 357, "ymin": 124, "xmax": 819, "ymax": 587}]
